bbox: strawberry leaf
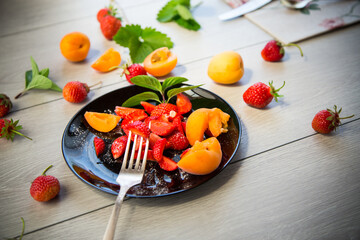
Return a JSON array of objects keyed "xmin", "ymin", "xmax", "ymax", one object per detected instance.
[
  {"xmin": 122, "ymin": 92, "xmax": 161, "ymax": 107},
  {"xmin": 167, "ymin": 84, "xmax": 203, "ymax": 101},
  {"xmin": 130, "ymin": 75, "xmax": 162, "ymax": 92},
  {"xmin": 113, "ymin": 24, "xmax": 173, "ymax": 63}
]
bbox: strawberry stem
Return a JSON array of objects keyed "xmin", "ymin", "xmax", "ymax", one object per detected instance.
[
  {"xmin": 88, "ymin": 81, "xmax": 102, "ymax": 89},
  {"xmin": 285, "ymin": 43, "xmax": 304, "ymax": 57},
  {"xmin": 42, "ymin": 165, "xmax": 53, "ymax": 176},
  {"xmin": 269, "ymin": 81, "xmax": 285, "ymax": 102},
  {"xmin": 19, "ymin": 217, "xmax": 25, "ymax": 240},
  {"xmin": 15, "ymin": 90, "xmax": 28, "ymax": 99},
  {"xmin": 11, "ymin": 130, "xmax": 32, "ymax": 141}
]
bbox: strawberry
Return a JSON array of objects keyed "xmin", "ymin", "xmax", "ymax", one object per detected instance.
[
  {"xmin": 141, "ymin": 101, "xmax": 156, "ymax": 114},
  {"xmin": 0, "ymin": 119, "xmax": 32, "ymax": 141},
  {"xmin": 158, "ymin": 156, "xmax": 178, "ymax": 171},
  {"xmin": 172, "ymin": 116, "xmax": 184, "ymax": 134},
  {"xmin": 149, "ymin": 132, "xmax": 162, "ymax": 150},
  {"xmin": 153, "ymin": 138, "xmax": 167, "ymax": 162},
  {"xmin": 176, "ymin": 93, "xmax": 192, "ymax": 115},
  {"xmin": 30, "ymin": 165, "xmax": 60, "ymax": 202},
  {"xmin": 115, "ymin": 106, "xmax": 147, "ymax": 119},
  {"xmin": 97, "ymin": 8, "xmax": 110, "ymax": 22},
  {"xmin": 150, "ymin": 120, "xmax": 176, "ymax": 137},
  {"xmin": 94, "ymin": 137, "xmax": 105, "ymax": 156},
  {"xmin": 122, "ymin": 63, "xmax": 147, "ymax": 84},
  {"xmin": 134, "ymin": 149, "xmax": 155, "ymax": 161},
  {"xmin": 63, "ymin": 81, "xmax": 89, "ymax": 103},
  {"xmin": 0, "ymin": 93, "xmax": 12, "ymax": 117},
  {"xmin": 122, "ymin": 120, "xmax": 151, "ymax": 139},
  {"xmin": 261, "ymin": 40, "xmax": 303, "ymax": 62},
  {"xmin": 100, "ymin": 15, "xmax": 121, "ymax": 40},
  {"xmin": 312, "ymin": 105, "xmax": 354, "ymax": 134},
  {"xmin": 151, "ymin": 103, "xmax": 178, "ymax": 121},
  {"xmin": 243, "ymin": 81, "xmax": 285, "ymax": 109},
  {"xmin": 111, "ymin": 135, "xmax": 128, "ymax": 159},
  {"xmin": 166, "ymin": 130, "xmax": 189, "ymax": 150}
]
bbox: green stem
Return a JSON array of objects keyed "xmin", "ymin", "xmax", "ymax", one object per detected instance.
[
  {"xmin": 340, "ymin": 114, "xmax": 355, "ymax": 120},
  {"xmin": 14, "ymin": 89, "xmax": 28, "ymax": 99},
  {"xmin": 11, "ymin": 130, "xmax": 32, "ymax": 141},
  {"xmin": 19, "ymin": 217, "xmax": 25, "ymax": 240},
  {"xmin": 285, "ymin": 43, "xmax": 304, "ymax": 57},
  {"xmin": 42, "ymin": 165, "xmax": 53, "ymax": 176}
]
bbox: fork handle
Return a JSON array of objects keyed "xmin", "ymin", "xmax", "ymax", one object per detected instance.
[{"xmin": 103, "ymin": 186, "xmax": 130, "ymax": 240}]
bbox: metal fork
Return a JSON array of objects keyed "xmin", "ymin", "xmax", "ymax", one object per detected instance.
[{"xmin": 103, "ymin": 131, "xmax": 149, "ymax": 240}]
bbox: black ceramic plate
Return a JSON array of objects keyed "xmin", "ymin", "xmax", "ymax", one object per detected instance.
[{"xmin": 62, "ymin": 84, "xmax": 241, "ymax": 197}]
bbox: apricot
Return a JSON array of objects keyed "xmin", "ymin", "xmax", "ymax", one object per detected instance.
[
  {"xmin": 143, "ymin": 47, "xmax": 177, "ymax": 77},
  {"xmin": 84, "ymin": 112, "xmax": 121, "ymax": 132},
  {"xmin": 60, "ymin": 32, "xmax": 90, "ymax": 62},
  {"xmin": 177, "ymin": 137, "xmax": 222, "ymax": 175},
  {"xmin": 91, "ymin": 48, "xmax": 121, "ymax": 72},
  {"xmin": 207, "ymin": 51, "xmax": 244, "ymax": 84},
  {"xmin": 208, "ymin": 108, "xmax": 230, "ymax": 137}
]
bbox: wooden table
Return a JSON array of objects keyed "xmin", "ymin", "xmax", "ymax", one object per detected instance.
[{"xmin": 1, "ymin": 0, "xmax": 359, "ymax": 239}]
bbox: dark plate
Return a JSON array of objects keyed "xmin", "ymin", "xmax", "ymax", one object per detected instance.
[{"xmin": 62, "ymin": 84, "xmax": 241, "ymax": 197}]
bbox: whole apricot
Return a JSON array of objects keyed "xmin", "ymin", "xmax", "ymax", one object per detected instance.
[
  {"xmin": 60, "ymin": 32, "xmax": 90, "ymax": 62},
  {"xmin": 178, "ymin": 137, "xmax": 222, "ymax": 175},
  {"xmin": 207, "ymin": 51, "xmax": 244, "ymax": 84},
  {"xmin": 143, "ymin": 47, "xmax": 177, "ymax": 77}
]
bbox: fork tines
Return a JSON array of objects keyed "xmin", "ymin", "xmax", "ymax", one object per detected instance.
[{"xmin": 121, "ymin": 131, "xmax": 149, "ymax": 171}]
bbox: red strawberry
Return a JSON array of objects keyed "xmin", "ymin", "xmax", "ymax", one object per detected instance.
[
  {"xmin": 153, "ymin": 138, "xmax": 167, "ymax": 162},
  {"xmin": 134, "ymin": 149, "xmax": 155, "ymax": 161},
  {"xmin": 63, "ymin": 81, "xmax": 89, "ymax": 103},
  {"xmin": 166, "ymin": 130, "xmax": 189, "ymax": 150},
  {"xmin": 158, "ymin": 156, "xmax": 178, "ymax": 171},
  {"xmin": 115, "ymin": 106, "xmax": 147, "ymax": 119},
  {"xmin": 172, "ymin": 116, "xmax": 184, "ymax": 134},
  {"xmin": 176, "ymin": 93, "xmax": 192, "ymax": 115},
  {"xmin": 122, "ymin": 64, "xmax": 147, "ymax": 84},
  {"xmin": 0, "ymin": 93, "xmax": 12, "ymax": 117},
  {"xmin": 149, "ymin": 132, "xmax": 162, "ymax": 149},
  {"xmin": 150, "ymin": 120, "xmax": 176, "ymax": 137},
  {"xmin": 30, "ymin": 165, "xmax": 60, "ymax": 202},
  {"xmin": 100, "ymin": 15, "xmax": 121, "ymax": 40},
  {"xmin": 0, "ymin": 118, "xmax": 32, "ymax": 141},
  {"xmin": 122, "ymin": 120, "xmax": 151, "ymax": 139},
  {"xmin": 141, "ymin": 101, "xmax": 156, "ymax": 114},
  {"xmin": 151, "ymin": 103, "xmax": 178, "ymax": 121},
  {"xmin": 94, "ymin": 137, "xmax": 105, "ymax": 156},
  {"xmin": 111, "ymin": 135, "xmax": 128, "ymax": 159},
  {"xmin": 261, "ymin": 40, "xmax": 303, "ymax": 62},
  {"xmin": 243, "ymin": 81, "xmax": 285, "ymax": 109},
  {"xmin": 312, "ymin": 105, "xmax": 354, "ymax": 134},
  {"xmin": 97, "ymin": 8, "xmax": 110, "ymax": 22}
]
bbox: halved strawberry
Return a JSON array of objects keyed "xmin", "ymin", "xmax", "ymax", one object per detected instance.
[
  {"xmin": 153, "ymin": 138, "xmax": 167, "ymax": 162},
  {"xmin": 151, "ymin": 103, "xmax": 178, "ymax": 118},
  {"xmin": 94, "ymin": 137, "xmax": 105, "ymax": 156},
  {"xmin": 141, "ymin": 101, "xmax": 156, "ymax": 114},
  {"xmin": 172, "ymin": 116, "xmax": 184, "ymax": 134},
  {"xmin": 144, "ymin": 115, "xmax": 159, "ymax": 127},
  {"xmin": 158, "ymin": 156, "xmax": 178, "ymax": 171},
  {"xmin": 134, "ymin": 149, "xmax": 155, "ymax": 161},
  {"xmin": 115, "ymin": 106, "xmax": 147, "ymax": 119},
  {"xmin": 166, "ymin": 130, "xmax": 189, "ymax": 150},
  {"xmin": 176, "ymin": 93, "xmax": 192, "ymax": 115},
  {"xmin": 111, "ymin": 136, "xmax": 128, "ymax": 159},
  {"xmin": 150, "ymin": 120, "xmax": 176, "ymax": 137},
  {"xmin": 122, "ymin": 121, "xmax": 151, "ymax": 139}
]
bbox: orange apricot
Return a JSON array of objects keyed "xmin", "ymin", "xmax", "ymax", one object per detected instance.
[
  {"xmin": 91, "ymin": 48, "xmax": 121, "ymax": 72},
  {"xmin": 60, "ymin": 32, "xmax": 90, "ymax": 62},
  {"xmin": 84, "ymin": 112, "xmax": 121, "ymax": 132},
  {"xmin": 185, "ymin": 108, "xmax": 210, "ymax": 146},
  {"xmin": 177, "ymin": 137, "xmax": 222, "ymax": 175},
  {"xmin": 143, "ymin": 47, "xmax": 177, "ymax": 77},
  {"xmin": 208, "ymin": 108, "xmax": 230, "ymax": 137}
]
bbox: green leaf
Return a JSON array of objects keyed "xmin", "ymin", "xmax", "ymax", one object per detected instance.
[
  {"xmin": 130, "ymin": 75, "xmax": 162, "ymax": 92},
  {"xmin": 26, "ymin": 75, "xmax": 53, "ymax": 90},
  {"xmin": 50, "ymin": 82, "xmax": 63, "ymax": 92},
  {"xmin": 25, "ymin": 70, "xmax": 33, "ymax": 88},
  {"xmin": 39, "ymin": 68, "xmax": 49, "ymax": 77},
  {"xmin": 175, "ymin": 17, "xmax": 201, "ymax": 31},
  {"xmin": 176, "ymin": 4, "xmax": 192, "ymax": 20},
  {"xmin": 113, "ymin": 24, "xmax": 174, "ymax": 63},
  {"xmin": 157, "ymin": 1, "xmax": 180, "ymax": 22},
  {"xmin": 167, "ymin": 84, "xmax": 203, "ymax": 101},
  {"xmin": 122, "ymin": 92, "xmax": 160, "ymax": 107},
  {"xmin": 30, "ymin": 56, "xmax": 39, "ymax": 77},
  {"xmin": 162, "ymin": 77, "xmax": 188, "ymax": 91}
]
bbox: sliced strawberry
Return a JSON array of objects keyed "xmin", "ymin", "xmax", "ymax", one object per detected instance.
[
  {"xmin": 182, "ymin": 121, "xmax": 186, "ymax": 133},
  {"xmin": 141, "ymin": 101, "xmax": 156, "ymax": 114},
  {"xmin": 151, "ymin": 103, "xmax": 178, "ymax": 118},
  {"xmin": 166, "ymin": 130, "xmax": 189, "ymax": 150},
  {"xmin": 111, "ymin": 136, "xmax": 128, "ymax": 159},
  {"xmin": 172, "ymin": 116, "xmax": 184, "ymax": 134},
  {"xmin": 150, "ymin": 120, "xmax": 176, "ymax": 137},
  {"xmin": 134, "ymin": 149, "xmax": 155, "ymax": 161},
  {"xmin": 180, "ymin": 148, "xmax": 191, "ymax": 158},
  {"xmin": 153, "ymin": 138, "xmax": 167, "ymax": 162},
  {"xmin": 122, "ymin": 120, "xmax": 151, "ymax": 139},
  {"xmin": 126, "ymin": 109, "xmax": 148, "ymax": 122},
  {"xmin": 158, "ymin": 156, "xmax": 178, "ymax": 171},
  {"xmin": 149, "ymin": 132, "xmax": 161, "ymax": 150},
  {"xmin": 144, "ymin": 115, "xmax": 159, "ymax": 127},
  {"xmin": 94, "ymin": 137, "xmax": 105, "ymax": 156},
  {"xmin": 115, "ymin": 106, "xmax": 147, "ymax": 119},
  {"xmin": 176, "ymin": 93, "xmax": 192, "ymax": 115}
]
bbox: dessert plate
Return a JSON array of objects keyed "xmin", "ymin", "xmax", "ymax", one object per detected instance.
[{"xmin": 62, "ymin": 84, "xmax": 241, "ymax": 197}]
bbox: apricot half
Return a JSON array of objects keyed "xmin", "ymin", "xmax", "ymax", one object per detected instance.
[
  {"xmin": 91, "ymin": 48, "xmax": 121, "ymax": 72},
  {"xmin": 84, "ymin": 112, "xmax": 121, "ymax": 132},
  {"xmin": 207, "ymin": 51, "xmax": 244, "ymax": 84},
  {"xmin": 208, "ymin": 108, "xmax": 230, "ymax": 137},
  {"xmin": 143, "ymin": 47, "xmax": 177, "ymax": 77},
  {"xmin": 177, "ymin": 137, "xmax": 222, "ymax": 175}
]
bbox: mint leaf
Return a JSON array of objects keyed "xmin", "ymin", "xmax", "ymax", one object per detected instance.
[
  {"xmin": 175, "ymin": 17, "xmax": 201, "ymax": 31},
  {"xmin": 25, "ymin": 70, "xmax": 32, "ymax": 88},
  {"xmin": 113, "ymin": 24, "xmax": 173, "ymax": 63},
  {"xmin": 50, "ymin": 82, "xmax": 63, "ymax": 92},
  {"xmin": 30, "ymin": 56, "xmax": 39, "ymax": 77},
  {"xmin": 167, "ymin": 85, "xmax": 203, "ymax": 101},
  {"xmin": 130, "ymin": 75, "xmax": 162, "ymax": 92},
  {"xmin": 122, "ymin": 92, "xmax": 160, "ymax": 107},
  {"xmin": 176, "ymin": 4, "xmax": 192, "ymax": 20},
  {"xmin": 39, "ymin": 68, "xmax": 49, "ymax": 77},
  {"xmin": 162, "ymin": 77, "xmax": 188, "ymax": 91},
  {"xmin": 27, "ymin": 75, "xmax": 53, "ymax": 90},
  {"xmin": 157, "ymin": 1, "xmax": 180, "ymax": 22}
]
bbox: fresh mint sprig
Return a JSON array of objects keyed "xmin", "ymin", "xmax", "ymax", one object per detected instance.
[
  {"xmin": 15, "ymin": 57, "xmax": 62, "ymax": 99},
  {"xmin": 122, "ymin": 75, "xmax": 202, "ymax": 107},
  {"xmin": 157, "ymin": 0, "xmax": 201, "ymax": 31}
]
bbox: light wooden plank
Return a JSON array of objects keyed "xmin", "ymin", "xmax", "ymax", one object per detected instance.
[{"xmin": 19, "ymin": 120, "xmax": 360, "ymax": 240}]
